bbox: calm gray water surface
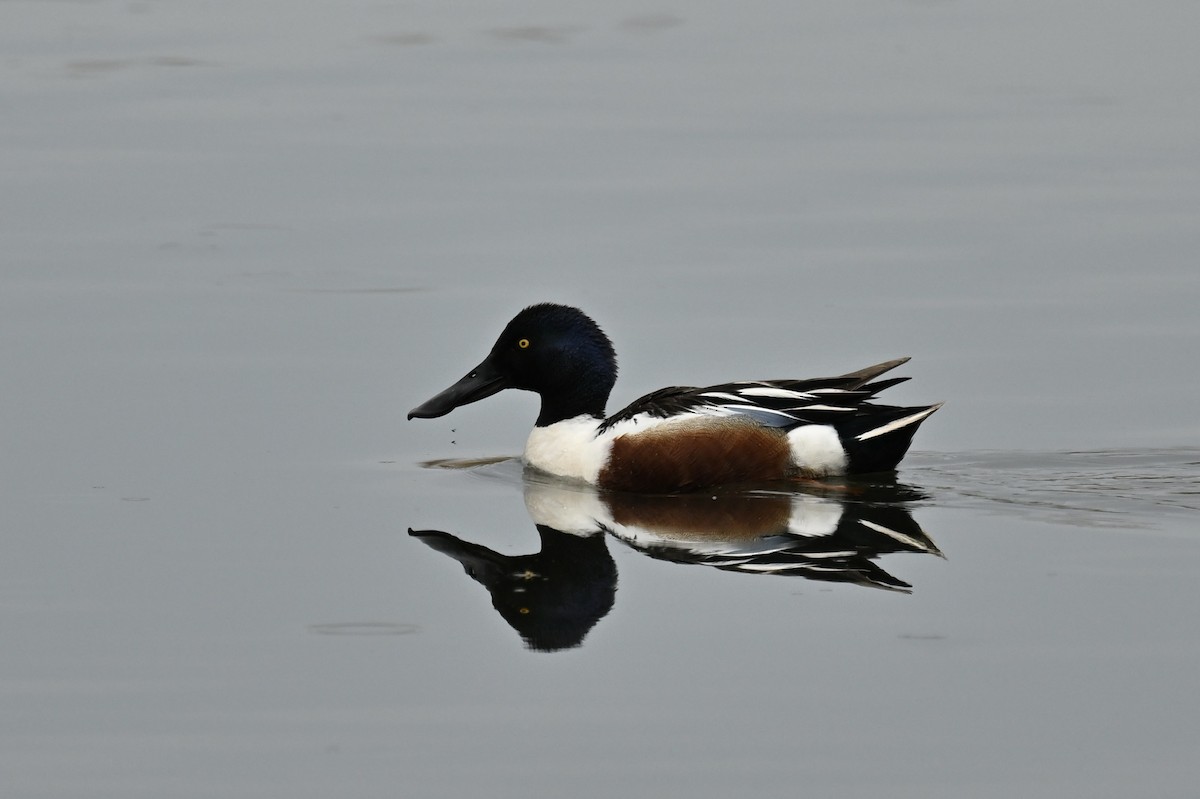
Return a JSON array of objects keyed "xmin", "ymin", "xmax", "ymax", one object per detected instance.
[{"xmin": 3, "ymin": 2, "xmax": 1199, "ymax": 797}]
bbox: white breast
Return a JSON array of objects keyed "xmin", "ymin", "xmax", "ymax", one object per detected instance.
[{"xmin": 523, "ymin": 416, "xmax": 610, "ymax": 483}]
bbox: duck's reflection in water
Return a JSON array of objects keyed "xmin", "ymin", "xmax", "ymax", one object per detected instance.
[
  {"xmin": 411, "ymin": 525, "xmax": 617, "ymax": 652},
  {"xmin": 411, "ymin": 475, "xmax": 941, "ymax": 652}
]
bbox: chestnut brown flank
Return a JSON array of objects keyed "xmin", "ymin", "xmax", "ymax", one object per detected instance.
[
  {"xmin": 598, "ymin": 418, "xmax": 792, "ymax": 493},
  {"xmin": 607, "ymin": 492, "xmax": 792, "ymax": 538}
]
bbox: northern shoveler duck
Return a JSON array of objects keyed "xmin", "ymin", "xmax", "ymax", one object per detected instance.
[{"xmin": 408, "ymin": 303, "xmax": 941, "ymax": 493}]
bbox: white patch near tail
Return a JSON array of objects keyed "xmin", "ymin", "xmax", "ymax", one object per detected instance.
[
  {"xmin": 854, "ymin": 403, "xmax": 943, "ymax": 442},
  {"xmin": 786, "ymin": 424, "xmax": 849, "ymax": 475}
]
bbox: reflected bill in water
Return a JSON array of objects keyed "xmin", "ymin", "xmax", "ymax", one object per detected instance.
[{"xmin": 410, "ymin": 473, "xmax": 941, "ymax": 652}]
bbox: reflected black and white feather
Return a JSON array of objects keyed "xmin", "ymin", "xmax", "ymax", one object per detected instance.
[{"xmin": 605, "ymin": 500, "xmax": 942, "ymax": 593}]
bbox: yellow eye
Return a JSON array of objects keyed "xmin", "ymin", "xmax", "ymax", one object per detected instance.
[{"xmin": 518, "ymin": 338, "xmax": 530, "ymax": 349}]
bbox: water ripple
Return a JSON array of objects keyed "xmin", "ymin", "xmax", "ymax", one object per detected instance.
[{"xmin": 909, "ymin": 449, "xmax": 1200, "ymax": 529}]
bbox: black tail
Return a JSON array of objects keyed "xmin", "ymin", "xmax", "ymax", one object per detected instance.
[
  {"xmin": 837, "ymin": 357, "xmax": 911, "ymax": 389},
  {"xmin": 839, "ymin": 403, "xmax": 942, "ymax": 474}
]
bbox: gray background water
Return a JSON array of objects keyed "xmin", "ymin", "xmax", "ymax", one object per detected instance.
[{"xmin": 3, "ymin": 2, "xmax": 1198, "ymax": 797}]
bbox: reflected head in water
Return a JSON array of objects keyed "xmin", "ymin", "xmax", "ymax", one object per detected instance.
[{"xmin": 409, "ymin": 525, "xmax": 616, "ymax": 653}]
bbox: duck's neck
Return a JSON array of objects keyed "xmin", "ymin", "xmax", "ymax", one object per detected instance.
[{"xmin": 535, "ymin": 386, "xmax": 608, "ymax": 428}]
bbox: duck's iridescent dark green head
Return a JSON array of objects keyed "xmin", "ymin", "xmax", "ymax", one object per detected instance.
[{"xmin": 408, "ymin": 303, "xmax": 618, "ymax": 426}]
